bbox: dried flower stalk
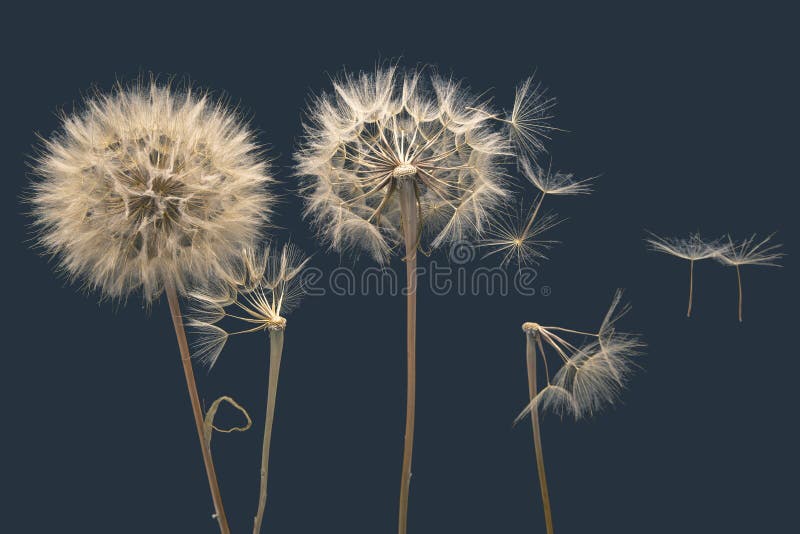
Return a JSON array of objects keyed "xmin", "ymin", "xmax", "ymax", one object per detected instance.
[
  {"xmin": 189, "ymin": 243, "xmax": 308, "ymax": 533},
  {"xmin": 517, "ymin": 291, "xmax": 644, "ymax": 533},
  {"xmin": 29, "ymin": 78, "xmax": 272, "ymax": 532}
]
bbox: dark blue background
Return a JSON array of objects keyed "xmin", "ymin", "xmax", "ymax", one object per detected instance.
[{"xmin": 4, "ymin": 4, "xmax": 797, "ymax": 533}]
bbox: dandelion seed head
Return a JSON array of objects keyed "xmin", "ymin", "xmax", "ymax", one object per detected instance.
[
  {"xmin": 30, "ymin": 79, "xmax": 271, "ymax": 301},
  {"xmin": 189, "ymin": 243, "xmax": 309, "ymax": 367},
  {"xmin": 516, "ymin": 290, "xmax": 644, "ymax": 423},
  {"xmin": 296, "ymin": 66, "xmax": 509, "ymax": 262}
]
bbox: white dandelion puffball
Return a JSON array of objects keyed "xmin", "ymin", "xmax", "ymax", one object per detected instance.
[
  {"xmin": 30, "ymin": 80, "xmax": 272, "ymax": 301},
  {"xmin": 295, "ymin": 66, "xmax": 510, "ymax": 262}
]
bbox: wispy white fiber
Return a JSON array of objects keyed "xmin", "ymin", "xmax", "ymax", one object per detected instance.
[
  {"xmin": 295, "ymin": 66, "xmax": 512, "ymax": 262},
  {"xmin": 30, "ymin": 79, "xmax": 272, "ymax": 301},
  {"xmin": 188, "ymin": 244, "xmax": 308, "ymax": 367},
  {"xmin": 517, "ymin": 290, "xmax": 644, "ymax": 422}
]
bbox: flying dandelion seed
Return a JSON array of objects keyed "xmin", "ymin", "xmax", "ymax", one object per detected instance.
[
  {"xmin": 521, "ymin": 158, "xmax": 594, "ymax": 196},
  {"xmin": 507, "ymin": 76, "xmax": 559, "ymax": 159},
  {"xmin": 295, "ymin": 64, "xmax": 543, "ymax": 534},
  {"xmin": 28, "ymin": 77, "xmax": 272, "ymax": 533},
  {"xmin": 190, "ymin": 243, "xmax": 308, "ymax": 534},
  {"xmin": 483, "ymin": 158, "xmax": 592, "ymax": 267},
  {"xmin": 715, "ymin": 233, "xmax": 783, "ymax": 322},
  {"xmin": 516, "ymin": 290, "xmax": 644, "ymax": 534},
  {"xmin": 645, "ymin": 232, "xmax": 729, "ymax": 317},
  {"xmin": 481, "ymin": 203, "xmax": 561, "ymax": 267},
  {"xmin": 468, "ymin": 75, "xmax": 558, "ymax": 162}
]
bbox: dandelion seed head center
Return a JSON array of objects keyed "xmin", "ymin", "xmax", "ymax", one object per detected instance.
[
  {"xmin": 296, "ymin": 67, "xmax": 514, "ymax": 261},
  {"xmin": 392, "ymin": 163, "xmax": 418, "ymax": 178},
  {"xmin": 522, "ymin": 322, "xmax": 540, "ymax": 333},
  {"xmin": 266, "ymin": 316, "xmax": 287, "ymax": 330},
  {"xmin": 84, "ymin": 133, "xmax": 233, "ymax": 261}
]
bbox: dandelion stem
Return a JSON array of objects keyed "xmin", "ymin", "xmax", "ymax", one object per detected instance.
[
  {"xmin": 522, "ymin": 192, "xmax": 547, "ymax": 239},
  {"xmin": 687, "ymin": 259, "xmax": 694, "ymax": 318},
  {"xmin": 398, "ymin": 178, "xmax": 419, "ymax": 534},
  {"xmin": 736, "ymin": 265, "xmax": 743, "ymax": 322},
  {"xmin": 253, "ymin": 326, "xmax": 285, "ymax": 533},
  {"xmin": 525, "ymin": 330, "xmax": 554, "ymax": 534},
  {"xmin": 165, "ymin": 281, "xmax": 230, "ymax": 534}
]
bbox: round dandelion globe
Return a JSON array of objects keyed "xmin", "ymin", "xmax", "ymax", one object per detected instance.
[{"xmin": 31, "ymin": 79, "xmax": 272, "ymax": 301}]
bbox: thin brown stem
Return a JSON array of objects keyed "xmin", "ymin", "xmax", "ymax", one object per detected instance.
[
  {"xmin": 687, "ymin": 259, "xmax": 694, "ymax": 318},
  {"xmin": 525, "ymin": 331, "xmax": 554, "ymax": 534},
  {"xmin": 522, "ymin": 192, "xmax": 547, "ymax": 239},
  {"xmin": 397, "ymin": 178, "xmax": 419, "ymax": 534},
  {"xmin": 253, "ymin": 327, "xmax": 286, "ymax": 533},
  {"xmin": 165, "ymin": 281, "xmax": 230, "ymax": 534},
  {"xmin": 736, "ymin": 265, "xmax": 743, "ymax": 322}
]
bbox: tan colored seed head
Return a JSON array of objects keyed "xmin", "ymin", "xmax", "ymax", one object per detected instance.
[{"xmin": 30, "ymin": 79, "xmax": 272, "ymax": 301}]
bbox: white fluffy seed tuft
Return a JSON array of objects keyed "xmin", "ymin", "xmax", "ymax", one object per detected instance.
[
  {"xmin": 29, "ymin": 79, "xmax": 272, "ymax": 301},
  {"xmin": 515, "ymin": 290, "xmax": 644, "ymax": 423},
  {"xmin": 295, "ymin": 66, "xmax": 510, "ymax": 262},
  {"xmin": 188, "ymin": 243, "xmax": 309, "ymax": 367}
]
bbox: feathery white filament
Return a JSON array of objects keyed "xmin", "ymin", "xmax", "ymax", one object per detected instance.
[
  {"xmin": 188, "ymin": 244, "xmax": 308, "ymax": 367},
  {"xmin": 715, "ymin": 233, "xmax": 784, "ymax": 267},
  {"xmin": 295, "ymin": 66, "xmax": 510, "ymax": 262},
  {"xmin": 30, "ymin": 80, "xmax": 272, "ymax": 301},
  {"xmin": 516, "ymin": 290, "xmax": 644, "ymax": 423},
  {"xmin": 520, "ymin": 158, "xmax": 593, "ymax": 196},
  {"xmin": 646, "ymin": 232, "xmax": 728, "ymax": 261}
]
